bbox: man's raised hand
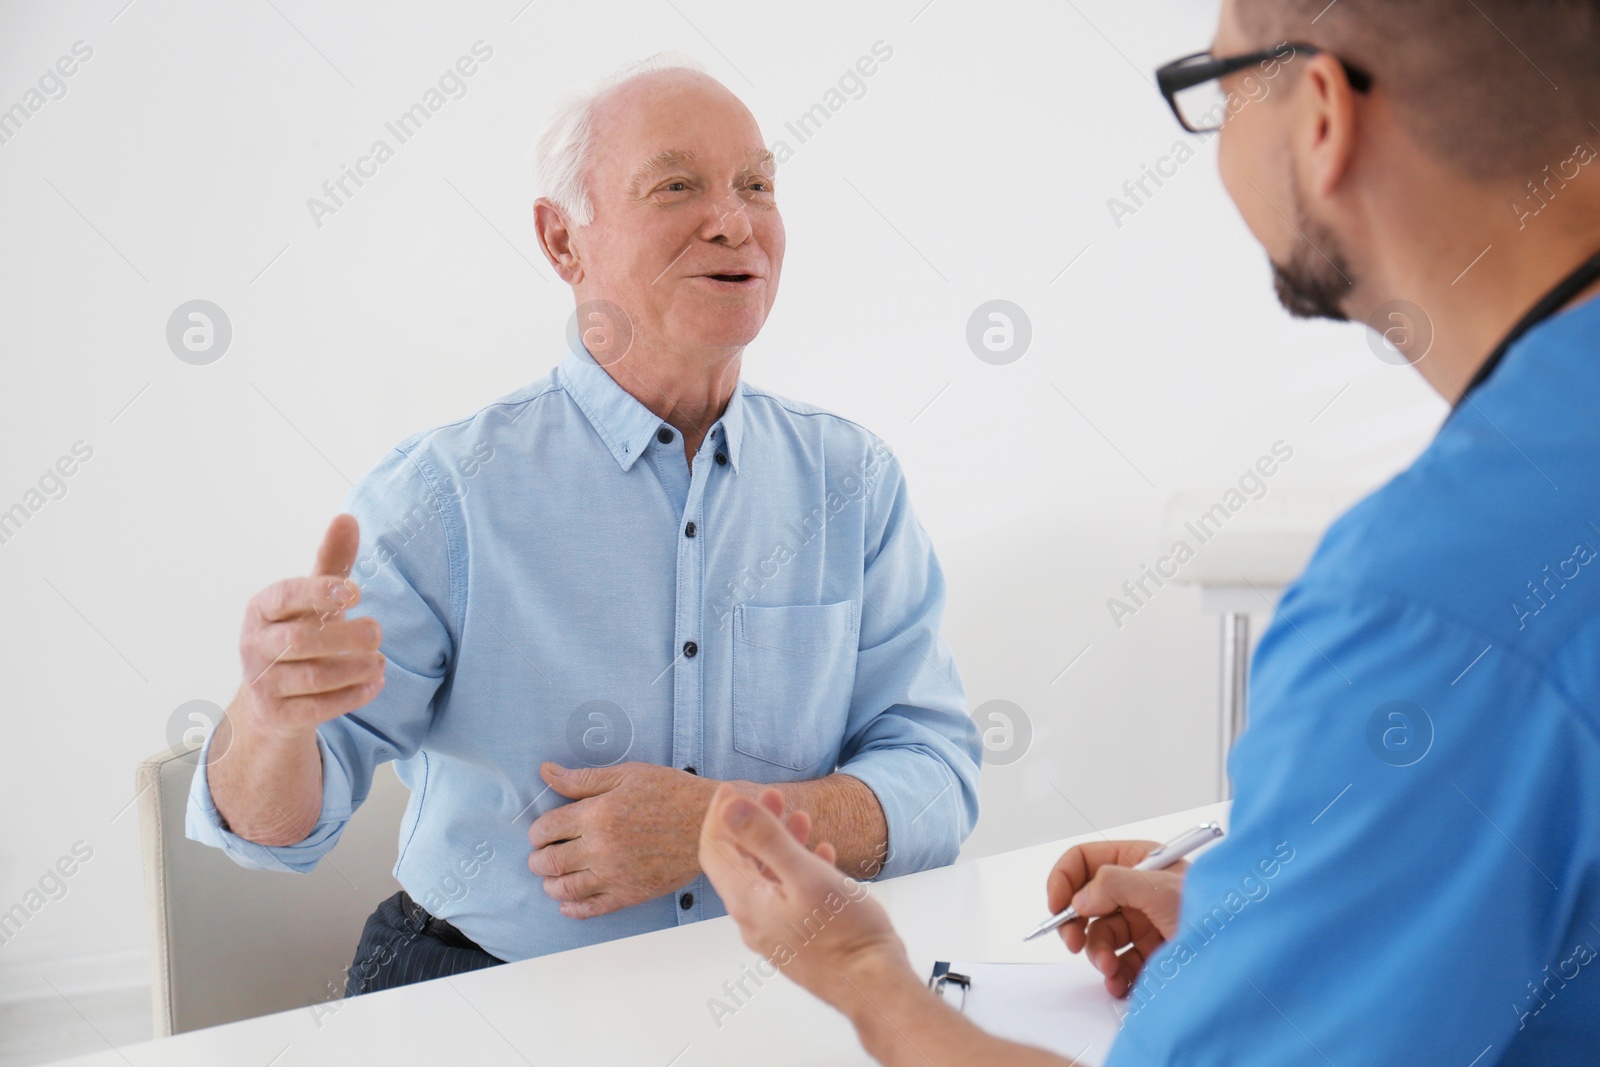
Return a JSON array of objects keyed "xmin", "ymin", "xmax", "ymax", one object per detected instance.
[
  {"xmin": 207, "ymin": 514, "xmax": 385, "ymax": 846},
  {"xmin": 234, "ymin": 513, "xmax": 386, "ymax": 740}
]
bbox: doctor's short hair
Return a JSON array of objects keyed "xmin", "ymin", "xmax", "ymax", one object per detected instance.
[
  {"xmin": 1237, "ymin": 0, "xmax": 1600, "ymax": 180},
  {"xmin": 534, "ymin": 51, "xmax": 715, "ymax": 226}
]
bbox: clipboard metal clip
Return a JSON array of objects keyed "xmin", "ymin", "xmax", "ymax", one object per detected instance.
[{"xmin": 928, "ymin": 969, "xmax": 971, "ymax": 1013}]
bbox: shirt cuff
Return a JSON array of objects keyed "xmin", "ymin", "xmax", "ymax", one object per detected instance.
[
  {"xmin": 184, "ymin": 724, "xmax": 356, "ymax": 873},
  {"xmin": 836, "ymin": 747, "xmax": 964, "ymax": 880}
]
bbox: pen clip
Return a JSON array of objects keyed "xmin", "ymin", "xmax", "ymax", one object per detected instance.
[{"xmin": 1133, "ymin": 823, "xmax": 1223, "ymax": 871}]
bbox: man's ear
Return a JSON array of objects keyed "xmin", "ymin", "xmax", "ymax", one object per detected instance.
[
  {"xmin": 534, "ymin": 197, "xmax": 583, "ymax": 284},
  {"xmin": 1297, "ymin": 52, "xmax": 1361, "ymax": 199}
]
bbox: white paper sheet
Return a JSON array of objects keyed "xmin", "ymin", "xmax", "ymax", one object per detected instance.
[{"xmin": 931, "ymin": 961, "xmax": 1125, "ymax": 1065}]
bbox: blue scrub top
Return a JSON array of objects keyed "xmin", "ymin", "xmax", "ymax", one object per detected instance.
[{"xmin": 1107, "ymin": 293, "xmax": 1600, "ymax": 1066}]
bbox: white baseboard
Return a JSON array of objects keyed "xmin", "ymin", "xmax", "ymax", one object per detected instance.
[{"xmin": 0, "ymin": 947, "xmax": 149, "ymax": 1006}]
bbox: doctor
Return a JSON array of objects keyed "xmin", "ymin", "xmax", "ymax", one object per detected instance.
[{"xmin": 701, "ymin": 0, "xmax": 1600, "ymax": 1063}]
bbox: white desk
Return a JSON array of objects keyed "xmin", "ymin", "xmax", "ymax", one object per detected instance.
[{"xmin": 52, "ymin": 801, "xmax": 1228, "ymax": 1066}]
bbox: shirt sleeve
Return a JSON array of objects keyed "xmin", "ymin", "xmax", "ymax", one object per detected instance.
[
  {"xmin": 833, "ymin": 447, "xmax": 982, "ymax": 879},
  {"xmin": 1104, "ymin": 583, "xmax": 1598, "ymax": 1066},
  {"xmin": 185, "ymin": 445, "xmax": 459, "ymax": 872}
]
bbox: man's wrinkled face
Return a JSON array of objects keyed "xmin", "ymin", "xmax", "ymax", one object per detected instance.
[
  {"xmin": 575, "ymin": 72, "xmax": 784, "ymax": 357},
  {"xmin": 1214, "ymin": 0, "xmax": 1355, "ymax": 321}
]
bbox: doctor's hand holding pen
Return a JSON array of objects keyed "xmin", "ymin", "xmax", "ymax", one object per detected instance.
[{"xmin": 1043, "ymin": 839, "xmax": 1192, "ymax": 998}]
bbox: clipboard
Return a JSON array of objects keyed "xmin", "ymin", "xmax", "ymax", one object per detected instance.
[
  {"xmin": 927, "ymin": 960, "xmax": 1121, "ymax": 1065},
  {"xmin": 927, "ymin": 961, "xmax": 971, "ymax": 1010}
]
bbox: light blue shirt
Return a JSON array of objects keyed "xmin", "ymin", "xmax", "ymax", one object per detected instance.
[
  {"xmin": 1107, "ymin": 294, "xmax": 1600, "ymax": 1065},
  {"xmin": 187, "ymin": 345, "xmax": 981, "ymax": 962}
]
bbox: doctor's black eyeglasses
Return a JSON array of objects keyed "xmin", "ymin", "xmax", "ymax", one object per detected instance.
[{"xmin": 1155, "ymin": 43, "xmax": 1373, "ymax": 133}]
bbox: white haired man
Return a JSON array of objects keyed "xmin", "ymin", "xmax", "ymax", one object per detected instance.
[{"xmin": 186, "ymin": 53, "xmax": 981, "ymax": 993}]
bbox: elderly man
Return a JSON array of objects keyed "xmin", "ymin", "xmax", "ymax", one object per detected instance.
[
  {"xmin": 186, "ymin": 52, "xmax": 980, "ymax": 994},
  {"xmin": 703, "ymin": 0, "xmax": 1600, "ymax": 1064}
]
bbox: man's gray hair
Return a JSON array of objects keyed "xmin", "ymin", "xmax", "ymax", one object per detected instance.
[{"xmin": 535, "ymin": 51, "xmax": 712, "ymax": 227}]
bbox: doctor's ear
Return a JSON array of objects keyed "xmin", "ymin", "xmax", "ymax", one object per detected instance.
[{"xmin": 1295, "ymin": 51, "xmax": 1363, "ymax": 200}]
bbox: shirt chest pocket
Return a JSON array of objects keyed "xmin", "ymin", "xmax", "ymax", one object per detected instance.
[{"xmin": 731, "ymin": 601, "xmax": 861, "ymax": 772}]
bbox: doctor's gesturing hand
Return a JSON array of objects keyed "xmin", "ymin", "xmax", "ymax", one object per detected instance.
[
  {"xmin": 1047, "ymin": 840, "xmax": 1189, "ymax": 998},
  {"xmin": 208, "ymin": 513, "xmax": 388, "ymax": 846},
  {"xmin": 700, "ymin": 784, "xmax": 1081, "ymax": 1067},
  {"xmin": 698, "ymin": 783, "xmax": 909, "ymax": 1001}
]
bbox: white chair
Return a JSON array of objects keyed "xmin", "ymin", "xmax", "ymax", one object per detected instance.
[{"xmin": 136, "ymin": 744, "xmax": 408, "ymax": 1036}]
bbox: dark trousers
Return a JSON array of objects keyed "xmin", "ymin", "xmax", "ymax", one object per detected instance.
[{"xmin": 345, "ymin": 890, "xmax": 505, "ymax": 996}]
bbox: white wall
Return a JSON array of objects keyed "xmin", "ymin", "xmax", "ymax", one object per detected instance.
[{"xmin": 0, "ymin": 0, "xmax": 1443, "ymax": 1010}]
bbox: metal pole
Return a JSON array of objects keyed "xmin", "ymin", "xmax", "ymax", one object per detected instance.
[{"xmin": 1218, "ymin": 612, "xmax": 1251, "ymax": 800}]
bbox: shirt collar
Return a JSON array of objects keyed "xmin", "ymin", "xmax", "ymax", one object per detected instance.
[{"xmin": 556, "ymin": 345, "xmax": 746, "ymax": 474}]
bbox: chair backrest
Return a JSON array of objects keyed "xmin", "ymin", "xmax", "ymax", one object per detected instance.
[{"xmin": 136, "ymin": 744, "xmax": 408, "ymax": 1036}]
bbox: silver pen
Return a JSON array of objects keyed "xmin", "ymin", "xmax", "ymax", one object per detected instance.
[{"xmin": 1022, "ymin": 821, "xmax": 1225, "ymax": 942}]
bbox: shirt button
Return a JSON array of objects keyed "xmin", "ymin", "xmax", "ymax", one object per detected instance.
[
  {"xmin": 714, "ymin": 452, "xmax": 728, "ymax": 466},
  {"xmin": 680, "ymin": 892, "xmax": 695, "ymax": 910},
  {"xmin": 683, "ymin": 640, "xmax": 698, "ymax": 659},
  {"xmin": 657, "ymin": 427, "xmax": 674, "ymax": 444},
  {"xmin": 685, "ymin": 521, "xmax": 696, "ymax": 538},
  {"xmin": 684, "ymin": 765, "xmax": 697, "ymax": 775}
]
